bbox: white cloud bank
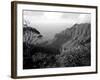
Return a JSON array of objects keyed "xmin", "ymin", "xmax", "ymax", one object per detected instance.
[
  {"xmin": 23, "ymin": 11, "xmax": 91, "ymax": 40},
  {"xmin": 78, "ymin": 14, "xmax": 91, "ymax": 23}
]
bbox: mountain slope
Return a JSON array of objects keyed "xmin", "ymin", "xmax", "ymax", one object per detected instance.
[
  {"xmin": 46, "ymin": 23, "xmax": 91, "ymax": 50},
  {"xmin": 55, "ymin": 23, "xmax": 91, "ymax": 67},
  {"xmin": 61, "ymin": 23, "xmax": 91, "ymax": 49},
  {"xmin": 23, "ymin": 23, "xmax": 91, "ymax": 68}
]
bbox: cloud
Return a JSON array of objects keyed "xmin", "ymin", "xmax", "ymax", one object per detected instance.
[{"xmin": 78, "ymin": 14, "xmax": 91, "ymax": 23}]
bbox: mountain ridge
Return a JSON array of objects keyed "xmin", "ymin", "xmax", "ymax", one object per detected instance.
[{"xmin": 42, "ymin": 23, "xmax": 91, "ymax": 50}]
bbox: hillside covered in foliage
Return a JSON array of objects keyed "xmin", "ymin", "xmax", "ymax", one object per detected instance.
[{"xmin": 23, "ymin": 23, "xmax": 91, "ymax": 69}]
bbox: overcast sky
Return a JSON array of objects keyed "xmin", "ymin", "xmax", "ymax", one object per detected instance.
[{"xmin": 23, "ymin": 10, "xmax": 91, "ymax": 40}]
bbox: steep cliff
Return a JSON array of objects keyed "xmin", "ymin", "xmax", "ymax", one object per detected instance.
[{"xmin": 55, "ymin": 23, "xmax": 91, "ymax": 67}]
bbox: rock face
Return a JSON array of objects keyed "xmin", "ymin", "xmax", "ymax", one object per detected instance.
[
  {"xmin": 23, "ymin": 23, "xmax": 91, "ymax": 69},
  {"xmin": 48, "ymin": 23, "xmax": 91, "ymax": 50},
  {"xmin": 62, "ymin": 23, "xmax": 91, "ymax": 49}
]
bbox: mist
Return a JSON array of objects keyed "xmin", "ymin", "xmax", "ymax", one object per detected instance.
[{"xmin": 23, "ymin": 10, "xmax": 91, "ymax": 40}]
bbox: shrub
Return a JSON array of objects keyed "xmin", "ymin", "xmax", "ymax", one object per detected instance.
[
  {"xmin": 57, "ymin": 45, "xmax": 91, "ymax": 67},
  {"xmin": 23, "ymin": 42, "xmax": 60, "ymax": 69}
]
